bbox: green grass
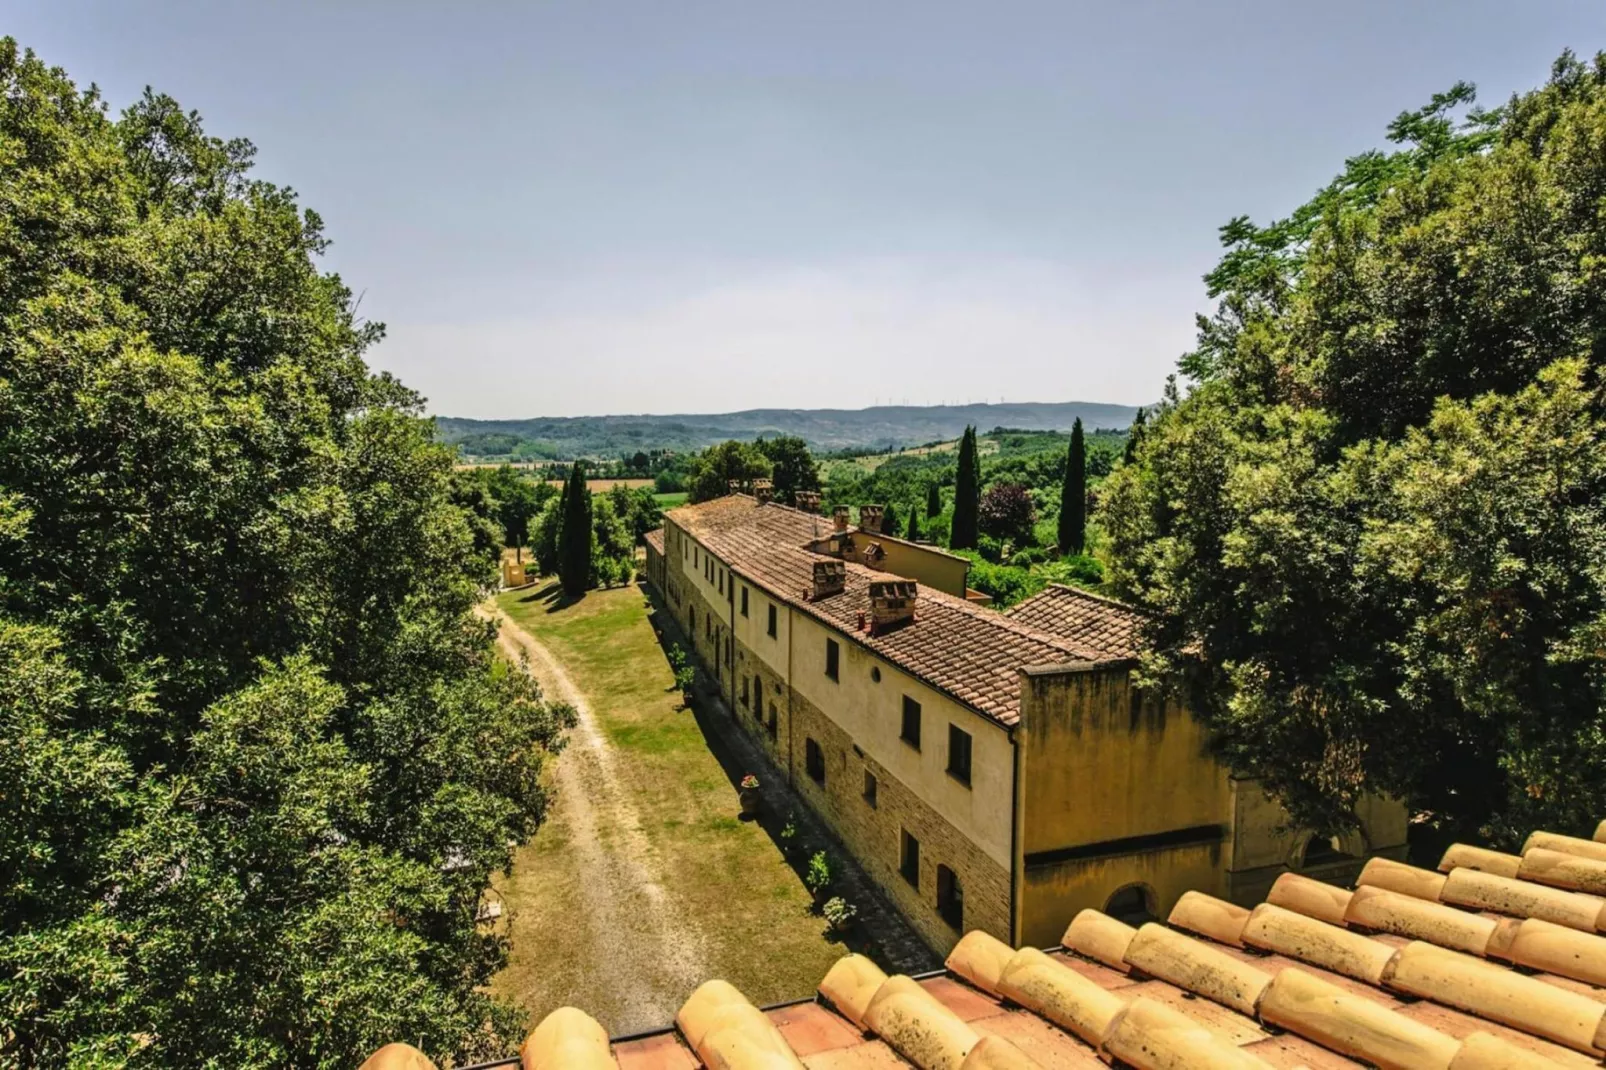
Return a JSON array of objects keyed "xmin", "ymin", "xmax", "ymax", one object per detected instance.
[
  {"xmin": 489, "ymin": 584, "xmax": 844, "ymax": 1024},
  {"xmin": 653, "ymin": 491, "xmax": 688, "ymax": 507}
]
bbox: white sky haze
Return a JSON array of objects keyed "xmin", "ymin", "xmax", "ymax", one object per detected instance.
[{"xmin": 11, "ymin": 1, "xmax": 1604, "ymax": 416}]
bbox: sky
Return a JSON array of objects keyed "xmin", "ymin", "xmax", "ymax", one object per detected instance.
[{"xmin": 11, "ymin": 2, "xmax": 1604, "ymax": 417}]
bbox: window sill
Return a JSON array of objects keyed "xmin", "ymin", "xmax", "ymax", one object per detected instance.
[{"xmin": 946, "ymin": 770, "xmax": 972, "ymax": 789}]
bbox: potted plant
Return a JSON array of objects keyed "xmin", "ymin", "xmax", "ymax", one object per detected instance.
[
  {"xmin": 738, "ymin": 773, "xmax": 762, "ymax": 818},
  {"xmin": 805, "ymin": 850, "xmax": 833, "ymax": 905}
]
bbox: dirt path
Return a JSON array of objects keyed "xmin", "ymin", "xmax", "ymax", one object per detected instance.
[{"xmin": 482, "ymin": 604, "xmax": 711, "ymax": 1034}]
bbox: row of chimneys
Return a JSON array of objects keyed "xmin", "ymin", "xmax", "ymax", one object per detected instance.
[
  {"xmin": 808, "ymin": 561, "xmax": 918, "ymax": 633},
  {"xmin": 730, "ymin": 485, "xmax": 892, "ymax": 537}
]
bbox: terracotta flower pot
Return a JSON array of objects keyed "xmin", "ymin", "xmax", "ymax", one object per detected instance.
[{"xmin": 739, "ymin": 787, "xmax": 762, "ymax": 818}]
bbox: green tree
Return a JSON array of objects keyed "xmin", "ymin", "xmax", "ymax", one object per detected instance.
[
  {"xmin": 1058, "ymin": 419, "xmax": 1087, "ymax": 555},
  {"xmin": 978, "ymin": 483, "xmax": 1036, "ymax": 546},
  {"xmin": 1102, "ymin": 52, "xmax": 1606, "ymax": 843},
  {"xmin": 755, "ymin": 435, "xmax": 820, "ymax": 503},
  {"xmin": 926, "ymin": 483, "xmax": 942, "ymax": 518},
  {"xmin": 905, "ymin": 508, "xmax": 922, "ymax": 542},
  {"xmin": 1122, "ymin": 408, "xmax": 1147, "ymax": 465},
  {"xmin": 0, "ymin": 40, "xmax": 572, "ymax": 1065},
  {"xmin": 881, "ymin": 502, "xmax": 902, "ymax": 539},
  {"xmin": 687, "ymin": 440, "xmax": 772, "ymax": 503},
  {"xmin": 485, "ymin": 465, "xmax": 544, "ymax": 559},
  {"xmin": 558, "ymin": 463, "xmax": 592, "ymax": 595},
  {"xmin": 950, "ymin": 426, "xmax": 980, "ymax": 550}
]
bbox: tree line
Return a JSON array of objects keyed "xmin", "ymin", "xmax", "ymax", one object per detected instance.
[{"xmin": 1100, "ymin": 52, "xmax": 1606, "ymax": 848}]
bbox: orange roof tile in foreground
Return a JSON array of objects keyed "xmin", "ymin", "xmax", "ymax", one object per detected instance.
[
  {"xmin": 358, "ymin": 820, "xmax": 1606, "ymax": 1069},
  {"xmin": 661, "ymin": 497, "xmax": 1138, "ymax": 726}
]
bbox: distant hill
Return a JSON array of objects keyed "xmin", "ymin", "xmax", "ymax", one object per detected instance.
[{"xmin": 436, "ymin": 401, "xmax": 1145, "ymax": 460}]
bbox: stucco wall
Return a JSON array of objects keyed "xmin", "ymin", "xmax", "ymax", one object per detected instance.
[
  {"xmin": 787, "ymin": 683, "xmax": 1010, "ymax": 952},
  {"xmin": 844, "ymin": 533, "xmax": 970, "ymax": 598},
  {"xmin": 786, "ymin": 611, "xmax": 1015, "ymax": 870},
  {"xmin": 1019, "ymin": 842, "xmax": 1228, "ymax": 949}
]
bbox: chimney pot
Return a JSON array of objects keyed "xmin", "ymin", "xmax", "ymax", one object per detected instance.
[
  {"xmin": 858, "ymin": 504, "xmax": 885, "ymax": 534},
  {"xmin": 811, "ymin": 559, "xmax": 846, "ymax": 599},
  {"xmin": 794, "ymin": 490, "xmax": 821, "ymax": 513},
  {"xmin": 868, "ymin": 579, "xmax": 918, "ymax": 634},
  {"xmin": 832, "ymin": 506, "xmax": 850, "ymax": 533},
  {"xmin": 753, "ymin": 479, "xmax": 773, "ymax": 504}
]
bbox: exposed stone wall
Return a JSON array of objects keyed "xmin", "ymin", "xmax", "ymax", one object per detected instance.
[
  {"xmin": 786, "ymin": 685, "xmax": 1010, "ymax": 953},
  {"xmin": 732, "ymin": 637, "xmax": 791, "ymax": 774}
]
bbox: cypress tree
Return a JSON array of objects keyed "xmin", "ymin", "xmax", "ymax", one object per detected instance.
[
  {"xmin": 882, "ymin": 502, "xmax": 901, "ymax": 539},
  {"xmin": 558, "ymin": 462, "xmax": 592, "ymax": 595},
  {"xmin": 951, "ymin": 426, "xmax": 980, "ymax": 550},
  {"xmin": 1059, "ymin": 418, "xmax": 1087, "ymax": 555},
  {"xmin": 1123, "ymin": 407, "xmax": 1147, "ymax": 465},
  {"xmin": 905, "ymin": 507, "xmax": 922, "ymax": 543},
  {"xmin": 926, "ymin": 483, "xmax": 941, "ymax": 518}
]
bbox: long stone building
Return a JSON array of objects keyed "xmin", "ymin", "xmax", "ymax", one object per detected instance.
[{"xmin": 643, "ymin": 492, "xmax": 1405, "ymax": 953}]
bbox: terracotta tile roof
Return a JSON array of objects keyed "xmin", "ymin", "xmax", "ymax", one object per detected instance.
[
  {"xmin": 361, "ymin": 821, "xmax": 1606, "ymax": 1070},
  {"xmin": 644, "ymin": 528, "xmax": 665, "ymax": 555},
  {"xmin": 665, "ymin": 497, "xmax": 1108, "ymax": 726},
  {"xmin": 1003, "ymin": 584, "xmax": 1146, "ymax": 661}
]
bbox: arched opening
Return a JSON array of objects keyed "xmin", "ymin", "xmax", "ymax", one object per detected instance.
[
  {"xmin": 1301, "ymin": 833, "xmax": 1353, "ymax": 868},
  {"xmin": 937, "ymin": 864, "xmax": 964, "ymax": 930},
  {"xmin": 1104, "ymin": 883, "xmax": 1157, "ymax": 926}
]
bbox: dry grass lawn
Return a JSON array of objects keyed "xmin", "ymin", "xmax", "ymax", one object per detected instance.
[{"xmin": 488, "ymin": 583, "xmax": 845, "ymax": 1034}]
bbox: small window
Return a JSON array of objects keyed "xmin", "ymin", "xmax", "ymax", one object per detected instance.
[
  {"xmin": 901, "ymin": 697, "xmax": 922, "ymax": 750},
  {"xmin": 806, "ymin": 738, "xmax": 825, "ymax": 783},
  {"xmin": 767, "ymin": 604, "xmax": 777, "ymax": 638},
  {"xmin": 725, "ymin": 635, "xmax": 732, "ymax": 667},
  {"xmin": 741, "ymin": 675, "xmax": 750, "ymax": 708},
  {"xmin": 718, "ymin": 570, "xmax": 723, "ymax": 594},
  {"xmin": 863, "ymin": 771, "xmax": 878, "ymax": 808},
  {"xmin": 689, "ymin": 607, "xmax": 696, "ymax": 631},
  {"xmin": 947, "ymin": 725, "xmax": 972, "ymax": 786},
  {"xmin": 825, "ymin": 639, "xmax": 839, "ymax": 681},
  {"xmin": 900, "ymin": 830, "xmax": 920, "ymax": 888},
  {"xmin": 767, "ymin": 703, "xmax": 778, "ymax": 739},
  {"xmin": 741, "ymin": 586, "xmax": 749, "ymax": 616},
  {"xmin": 870, "ymin": 666, "xmax": 881, "ymax": 683},
  {"xmin": 937, "ymin": 865, "xmax": 963, "ymax": 930}
]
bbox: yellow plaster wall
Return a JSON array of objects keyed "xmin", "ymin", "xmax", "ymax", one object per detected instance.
[
  {"xmin": 844, "ymin": 534, "xmax": 970, "ymax": 598},
  {"xmin": 1019, "ymin": 842, "xmax": 1228, "ymax": 949},
  {"xmin": 1016, "ymin": 664, "xmax": 1231, "ymax": 856},
  {"xmin": 787, "ymin": 611, "xmax": 1015, "ymax": 870}
]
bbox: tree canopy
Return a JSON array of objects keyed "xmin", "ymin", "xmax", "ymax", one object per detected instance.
[
  {"xmin": 0, "ymin": 40, "xmax": 572, "ymax": 1067},
  {"xmin": 1102, "ymin": 51, "xmax": 1606, "ymax": 845}
]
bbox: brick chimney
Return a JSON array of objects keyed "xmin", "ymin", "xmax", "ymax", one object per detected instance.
[
  {"xmin": 868, "ymin": 580, "xmax": 917, "ymax": 634},
  {"xmin": 811, "ymin": 559, "xmax": 846, "ymax": 600},
  {"xmin": 794, "ymin": 490, "xmax": 821, "ymax": 513},
  {"xmin": 753, "ymin": 479, "xmax": 773, "ymax": 504},
  {"xmin": 727, "ymin": 479, "xmax": 742, "ymax": 496},
  {"xmin": 858, "ymin": 504, "xmax": 885, "ymax": 534},
  {"xmin": 832, "ymin": 506, "xmax": 850, "ymax": 533}
]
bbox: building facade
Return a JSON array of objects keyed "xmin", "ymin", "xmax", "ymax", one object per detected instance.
[{"xmin": 644, "ymin": 495, "xmax": 1406, "ymax": 954}]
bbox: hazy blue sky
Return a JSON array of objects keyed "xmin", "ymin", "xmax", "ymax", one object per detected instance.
[{"xmin": 11, "ymin": 2, "xmax": 1603, "ymax": 417}]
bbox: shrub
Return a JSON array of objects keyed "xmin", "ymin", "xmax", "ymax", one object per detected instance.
[
  {"xmin": 978, "ymin": 482, "xmax": 1036, "ymax": 544},
  {"xmin": 805, "ymin": 851, "xmax": 833, "ymax": 896},
  {"xmin": 823, "ymin": 896, "xmax": 857, "ymax": 932}
]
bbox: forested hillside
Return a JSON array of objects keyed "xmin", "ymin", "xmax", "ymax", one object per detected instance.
[
  {"xmin": 436, "ymin": 400, "xmax": 1141, "ymax": 459},
  {"xmin": 1103, "ymin": 53, "xmax": 1606, "ymax": 847},
  {"xmin": 0, "ymin": 41, "xmax": 571, "ymax": 1066}
]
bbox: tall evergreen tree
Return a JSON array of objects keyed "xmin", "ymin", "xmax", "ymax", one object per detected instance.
[
  {"xmin": 926, "ymin": 483, "xmax": 942, "ymax": 518},
  {"xmin": 905, "ymin": 507, "xmax": 922, "ymax": 542},
  {"xmin": 1059, "ymin": 418, "xmax": 1087, "ymax": 555},
  {"xmin": 882, "ymin": 503, "xmax": 901, "ymax": 538},
  {"xmin": 951, "ymin": 426, "xmax": 980, "ymax": 550},
  {"xmin": 1122, "ymin": 407, "xmax": 1147, "ymax": 465},
  {"xmin": 558, "ymin": 462, "xmax": 592, "ymax": 595}
]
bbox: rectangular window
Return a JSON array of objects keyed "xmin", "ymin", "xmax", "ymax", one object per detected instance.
[
  {"xmin": 901, "ymin": 697, "xmax": 922, "ymax": 750},
  {"xmin": 741, "ymin": 586, "xmax": 749, "ymax": 617},
  {"xmin": 947, "ymin": 725, "xmax": 972, "ymax": 786},
  {"xmin": 900, "ymin": 830, "xmax": 920, "ymax": 888},
  {"xmin": 741, "ymin": 675, "xmax": 750, "ymax": 708},
  {"xmin": 863, "ymin": 771, "xmax": 878, "ymax": 808},
  {"xmin": 718, "ymin": 570, "xmax": 723, "ymax": 594},
  {"xmin": 767, "ymin": 703, "xmax": 778, "ymax": 740},
  {"xmin": 825, "ymin": 639, "xmax": 839, "ymax": 682},
  {"xmin": 806, "ymin": 738, "xmax": 825, "ymax": 784},
  {"xmin": 937, "ymin": 865, "xmax": 963, "ymax": 930},
  {"xmin": 767, "ymin": 604, "xmax": 777, "ymax": 638},
  {"xmin": 725, "ymin": 635, "xmax": 732, "ymax": 667}
]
